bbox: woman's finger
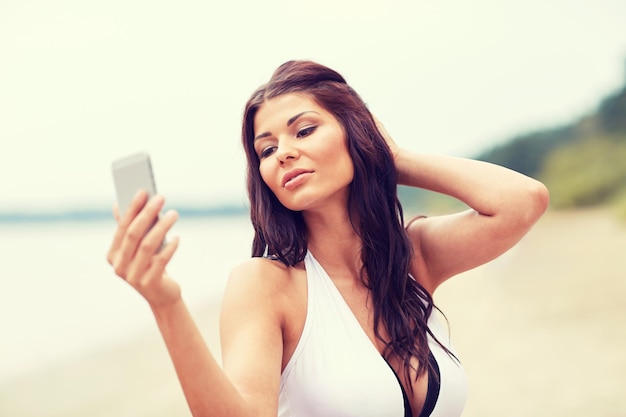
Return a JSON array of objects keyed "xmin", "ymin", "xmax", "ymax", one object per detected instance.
[
  {"xmin": 142, "ymin": 236, "xmax": 180, "ymax": 286},
  {"xmin": 120, "ymin": 236, "xmax": 180, "ymax": 306},
  {"xmin": 107, "ymin": 190, "xmax": 149, "ymax": 265},
  {"xmin": 120, "ymin": 190, "xmax": 151, "ymax": 227},
  {"xmin": 114, "ymin": 195, "xmax": 164, "ymax": 275},
  {"xmin": 124, "ymin": 195, "xmax": 165, "ymax": 251},
  {"xmin": 126, "ymin": 209, "xmax": 179, "ymax": 281},
  {"xmin": 373, "ymin": 115, "xmax": 399, "ymax": 156},
  {"xmin": 113, "ymin": 203, "xmax": 121, "ymax": 223},
  {"xmin": 112, "ymin": 193, "xmax": 163, "ymax": 276},
  {"xmin": 136, "ymin": 238, "xmax": 181, "ymax": 305}
]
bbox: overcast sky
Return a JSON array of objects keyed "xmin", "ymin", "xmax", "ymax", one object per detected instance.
[{"xmin": 1, "ymin": 0, "xmax": 625, "ymax": 211}]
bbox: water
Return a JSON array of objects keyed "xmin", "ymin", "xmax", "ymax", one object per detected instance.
[{"xmin": 0, "ymin": 215, "xmax": 254, "ymax": 382}]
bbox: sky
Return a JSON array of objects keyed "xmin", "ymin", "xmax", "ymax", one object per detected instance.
[{"xmin": 1, "ymin": 0, "xmax": 625, "ymax": 211}]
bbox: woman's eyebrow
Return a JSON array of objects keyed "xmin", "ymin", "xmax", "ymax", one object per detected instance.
[
  {"xmin": 287, "ymin": 111, "xmax": 319, "ymax": 126},
  {"xmin": 254, "ymin": 132, "xmax": 271, "ymax": 142},
  {"xmin": 254, "ymin": 111, "xmax": 320, "ymax": 142}
]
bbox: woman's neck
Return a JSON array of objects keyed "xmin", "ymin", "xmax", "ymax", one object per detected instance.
[{"xmin": 303, "ymin": 206, "xmax": 362, "ymax": 280}]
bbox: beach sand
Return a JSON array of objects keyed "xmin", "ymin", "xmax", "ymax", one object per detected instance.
[
  {"xmin": 1, "ymin": 208, "xmax": 624, "ymax": 416},
  {"xmin": 436, "ymin": 208, "xmax": 626, "ymax": 417}
]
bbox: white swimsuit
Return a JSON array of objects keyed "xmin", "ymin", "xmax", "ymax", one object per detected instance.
[{"xmin": 278, "ymin": 252, "xmax": 467, "ymax": 417}]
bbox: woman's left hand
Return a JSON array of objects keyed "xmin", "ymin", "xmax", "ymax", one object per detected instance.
[{"xmin": 373, "ymin": 115, "xmax": 400, "ymax": 160}]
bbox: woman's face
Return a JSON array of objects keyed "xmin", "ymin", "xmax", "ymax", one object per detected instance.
[{"xmin": 253, "ymin": 93, "xmax": 354, "ymax": 212}]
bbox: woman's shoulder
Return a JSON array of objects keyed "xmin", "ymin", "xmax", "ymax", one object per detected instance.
[
  {"xmin": 226, "ymin": 256, "xmax": 305, "ymax": 301},
  {"xmin": 221, "ymin": 257, "xmax": 307, "ymax": 334},
  {"xmin": 230, "ymin": 256, "xmax": 296, "ymax": 279}
]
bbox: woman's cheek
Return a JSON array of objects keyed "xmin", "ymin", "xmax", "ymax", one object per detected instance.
[{"xmin": 259, "ymin": 164, "xmax": 278, "ymax": 193}]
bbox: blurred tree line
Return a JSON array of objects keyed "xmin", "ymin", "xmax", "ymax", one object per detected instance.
[{"xmin": 400, "ymin": 61, "xmax": 626, "ymax": 219}]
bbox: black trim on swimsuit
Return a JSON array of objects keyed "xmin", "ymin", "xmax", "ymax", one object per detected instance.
[
  {"xmin": 383, "ymin": 358, "xmax": 413, "ymax": 417},
  {"xmin": 420, "ymin": 352, "xmax": 441, "ymax": 417},
  {"xmin": 383, "ymin": 352, "xmax": 441, "ymax": 417}
]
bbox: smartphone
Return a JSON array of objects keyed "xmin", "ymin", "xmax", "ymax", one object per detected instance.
[
  {"xmin": 111, "ymin": 152, "xmax": 158, "ymax": 217},
  {"xmin": 111, "ymin": 152, "xmax": 166, "ymax": 250}
]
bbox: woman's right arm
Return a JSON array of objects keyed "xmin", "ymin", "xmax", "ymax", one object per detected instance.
[{"xmin": 106, "ymin": 191, "xmax": 283, "ymax": 417}]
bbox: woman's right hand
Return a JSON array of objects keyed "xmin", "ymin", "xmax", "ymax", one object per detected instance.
[{"xmin": 107, "ymin": 190, "xmax": 181, "ymax": 307}]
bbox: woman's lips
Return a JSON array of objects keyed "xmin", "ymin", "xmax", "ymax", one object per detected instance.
[{"xmin": 282, "ymin": 169, "xmax": 313, "ymax": 190}]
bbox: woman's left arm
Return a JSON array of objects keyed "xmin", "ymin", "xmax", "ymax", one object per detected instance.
[
  {"xmin": 378, "ymin": 121, "xmax": 550, "ymax": 292},
  {"xmin": 400, "ymin": 150, "xmax": 549, "ymax": 292}
]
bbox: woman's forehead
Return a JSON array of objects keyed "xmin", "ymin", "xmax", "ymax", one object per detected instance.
[{"xmin": 254, "ymin": 93, "xmax": 325, "ymax": 132}]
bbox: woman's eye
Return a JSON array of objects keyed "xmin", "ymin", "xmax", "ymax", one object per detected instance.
[
  {"xmin": 296, "ymin": 126, "xmax": 316, "ymax": 138},
  {"xmin": 259, "ymin": 146, "xmax": 276, "ymax": 159}
]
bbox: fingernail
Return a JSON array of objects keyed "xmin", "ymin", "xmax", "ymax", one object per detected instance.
[
  {"xmin": 164, "ymin": 209, "xmax": 178, "ymax": 220},
  {"xmin": 150, "ymin": 195, "xmax": 164, "ymax": 207}
]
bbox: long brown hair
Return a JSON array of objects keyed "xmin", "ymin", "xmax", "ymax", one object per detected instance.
[{"xmin": 241, "ymin": 60, "xmax": 445, "ymax": 386}]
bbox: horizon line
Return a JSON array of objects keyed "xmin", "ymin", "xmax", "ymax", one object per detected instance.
[{"xmin": 0, "ymin": 203, "xmax": 249, "ymax": 224}]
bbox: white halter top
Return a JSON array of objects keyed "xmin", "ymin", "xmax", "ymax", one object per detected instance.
[{"xmin": 277, "ymin": 252, "xmax": 467, "ymax": 417}]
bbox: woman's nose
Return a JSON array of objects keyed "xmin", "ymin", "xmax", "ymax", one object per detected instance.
[{"xmin": 275, "ymin": 140, "xmax": 299, "ymax": 164}]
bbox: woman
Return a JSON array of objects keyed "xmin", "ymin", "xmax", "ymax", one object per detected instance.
[{"xmin": 107, "ymin": 60, "xmax": 549, "ymax": 417}]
